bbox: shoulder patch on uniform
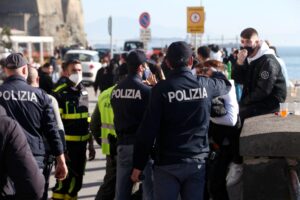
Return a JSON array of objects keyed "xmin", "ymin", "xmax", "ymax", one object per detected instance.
[{"xmin": 260, "ymin": 71, "xmax": 269, "ymax": 80}]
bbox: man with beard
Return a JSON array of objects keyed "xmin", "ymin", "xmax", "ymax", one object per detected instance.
[{"xmin": 228, "ymin": 27, "xmax": 287, "ymax": 188}]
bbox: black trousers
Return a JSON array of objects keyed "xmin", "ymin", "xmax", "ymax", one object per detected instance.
[
  {"xmin": 95, "ymin": 155, "xmax": 117, "ymax": 200},
  {"xmin": 207, "ymin": 145, "xmax": 233, "ymax": 200},
  {"xmin": 52, "ymin": 141, "xmax": 87, "ymax": 199},
  {"xmin": 42, "ymin": 155, "xmax": 55, "ymax": 200},
  {"xmin": 205, "ymin": 121, "xmax": 240, "ymax": 200}
]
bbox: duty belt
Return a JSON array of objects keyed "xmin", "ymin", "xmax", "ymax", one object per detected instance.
[{"xmin": 65, "ymin": 134, "xmax": 90, "ymax": 142}]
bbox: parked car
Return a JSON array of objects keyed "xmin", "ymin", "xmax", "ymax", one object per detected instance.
[
  {"xmin": 0, "ymin": 64, "xmax": 5, "ymax": 83},
  {"xmin": 0, "ymin": 47, "xmax": 10, "ymax": 60},
  {"xmin": 0, "ymin": 49, "xmax": 10, "ymax": 82},
  {"xmin": 123, "ymin": 40, "xmax": 144, "ymax": 51},
  {"xmin": 64, "ymin": 50, "xmax": 102, "ymax": 86}
]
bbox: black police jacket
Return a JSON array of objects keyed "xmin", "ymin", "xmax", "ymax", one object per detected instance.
[
  {"xmin": 0, "ymin": 105, "xmax": 44, "ymax": 200},
  {"xmin": 133, "ymin": 67, "xmax": 231, "ymax": 169},
  {"xmin": 38, "ymin": 69, "xmax": 54, "ymax": 94},
  {"xmin": 0, "ymin": 75, "xmax": 63, "ymax": 164},
  {"xmin": 93, "ymin": 67, "xmax": 114, "ymax": 93},
  {"xmin": 52, "ymin": 77, "xmax": 89, "ymax": 137},
  {"xmin": 232, "ymin": 54, "xmax": 287, "ymax": 107},
  {"xmin": 111, "ymin": 73, "xmax": 151, "ymax": 145}
]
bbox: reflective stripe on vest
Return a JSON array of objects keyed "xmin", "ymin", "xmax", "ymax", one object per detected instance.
[
  {"xmin": 68, "ymin": 177, "xmax": 76, "ymax": 194},
  {"xmin": 61, "ymin": 112, "xmax": 89, "ymax": 120},
  {"xmin": 98, "ymin": 85, "xmax": 116, "ymax": 155},
  {"xmin": 102, "ymin": 137, "xmax": 109, "ymax": 144},
  {"xmin": 52, "ymin": 193, "xmax": 65, "ymax": 199},
  {"xmin": 53, "ymin": 83, "xmax": 67, "ymax": 93},
  {"xmin": 65, "ymin": 134, "xmax": 90, "ymax": 142},
  {"xmin": 101, "ymin": 123, "xmax": 115, "ymax": 130}
]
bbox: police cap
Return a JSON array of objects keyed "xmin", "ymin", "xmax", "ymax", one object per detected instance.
[
  {"xmin": 5, "ymin": 53, "xmax": 28, "ymax": 69},
  {"xmin": 126, "ymin": 50, "xmax": 147, "ymax": 69},
  {"xmin": 166, "ymin": 41, "xmax": 193, "ymax": 63}
]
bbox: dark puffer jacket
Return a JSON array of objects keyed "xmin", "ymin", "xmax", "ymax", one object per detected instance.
[
  {"xmin": 0, "ymin": 105, "xmax": 44, "ymax": 200},
  {"xmin": 232, "ymin": 53, "xmax": 286, "ymax": 107}
]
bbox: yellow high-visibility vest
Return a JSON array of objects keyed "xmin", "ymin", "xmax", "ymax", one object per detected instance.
[
  {"xmin": 98, "ymin": 85, "xmax": 116, "ymax": 155},
  {"xmin": 54, "ymin": 82, "xmax": 90, "ymax": 142}
]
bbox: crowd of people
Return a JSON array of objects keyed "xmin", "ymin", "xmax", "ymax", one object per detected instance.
[{"xmin": 0, "ymin": 27, "xmax": 287, "ymax": 200}]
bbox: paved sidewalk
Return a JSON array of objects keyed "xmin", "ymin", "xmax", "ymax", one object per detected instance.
[{"xmin": 49, "ymin": 146, "xmax": 106, "ymax": 200}]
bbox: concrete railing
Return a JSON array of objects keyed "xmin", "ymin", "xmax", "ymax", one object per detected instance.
[{"xmin": 239, "ymin": 110, "xmax": 300, "ymax": 200}]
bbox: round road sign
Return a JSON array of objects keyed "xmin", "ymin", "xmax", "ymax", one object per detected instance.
[
  {"xmin": 139, "ymin": 12, "xmax": 151, "ymax": 29},
  {"xmin": 190, "ymin": 12, "xmax": 201, "ymax": 23}
]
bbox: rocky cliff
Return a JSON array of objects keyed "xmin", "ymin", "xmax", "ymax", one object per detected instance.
[{"xmin": 0, "ymin": 0, "xmax": 86, "ymax": 46}]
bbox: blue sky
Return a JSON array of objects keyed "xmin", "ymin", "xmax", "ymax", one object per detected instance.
[{"xmin": 82, "ymin": 0, "xmax": 300, "ymax": 47}]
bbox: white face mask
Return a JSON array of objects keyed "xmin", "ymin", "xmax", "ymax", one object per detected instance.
[{"xmin": 69, "ymin": 73, "xmax": 82, "ymax": 86}]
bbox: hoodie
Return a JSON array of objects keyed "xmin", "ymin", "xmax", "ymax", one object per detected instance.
[
  {"xmin": 248, "ymin": 42, "xmax": 290, "ymax": 88},
  {"xmin": 0, "ymin": 105, "xmax": 45, "ymax": 200},
  {"xmin": 232, "ymin": 41, "xmax": 287, "ymax": 107}
]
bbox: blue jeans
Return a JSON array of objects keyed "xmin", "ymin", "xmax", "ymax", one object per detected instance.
[
  {"xmin": 153, "ymin": 162, "xmax": 206, "ymax": 200},
  {"xmin": 115, "ymin": 145, "xmax": 153, "ymax": 200},
  {"xmin": 235, "ymin": 83, "xmax": 243, "ymax": 102}
]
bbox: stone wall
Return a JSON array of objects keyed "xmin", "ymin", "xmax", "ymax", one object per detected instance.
[
  {"xmin": 64, "ymin": 0, "xmax": 86, "ymax": 45},
  {"xmin": 0, "ymin": 0, "xmax": 86, "ymax": 47},
  {"xmin": 0, "ymin": 0, "xmax": 38, "ymax": 13},
  {"xmin": 0, "ymin": 0, "xmax": 39, "ymax": 35}
]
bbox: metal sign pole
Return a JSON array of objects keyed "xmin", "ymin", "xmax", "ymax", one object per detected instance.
[
  {"xmin": 110, "ymin": 35, "xmax": 113, "ymax": 59},
  {"xmin": 199, "ymin": 33, "xmax": 203, "ymax": 47},
  {"xmin": 139, "ymin": 12, "xmax": 151, "ymax": 50},
  {"xmin": 108, "ymin": 16, "xmax": 113, "ymax": 59},
  {"xmin": 194, "ymin": 34, "xmax": 197, "ymax": 54}
]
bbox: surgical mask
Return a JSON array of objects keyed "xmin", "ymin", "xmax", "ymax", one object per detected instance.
[{"xmin": 69, "ymin": 73, "xmax": 82, "ymax": 86}]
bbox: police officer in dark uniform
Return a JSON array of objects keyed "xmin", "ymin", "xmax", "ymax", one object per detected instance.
[
  {"xmin": 0, "ymin": 105, "xmax": 45, "ymax": 200},
  {"xmin": 131, "ymin": 41, "xmax": 231, "ymax": 200},
  {"xmin": 52, "ymin": 59, "xmax": 95, "ymax": 200},
  {"xmin": 0, "ymin": 53, "xmax": 68, "ymax": 199},
  {"xmin": 111, "ymin": 50, "xmax": 153, "ymax": 200}
]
